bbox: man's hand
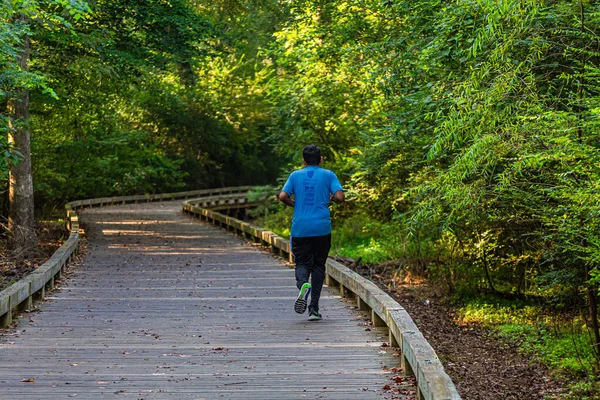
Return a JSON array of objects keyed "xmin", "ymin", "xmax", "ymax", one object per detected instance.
[
  {"xmin": 330, "ymin": 190, "xmax": 344, "ymax": 204},
  {"xmin": 278, "ymin": 191, "xmax": 295, "ymax": 208}
]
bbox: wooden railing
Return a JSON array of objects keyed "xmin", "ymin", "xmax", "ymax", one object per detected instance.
[
  {"xmin": 1, "ymin": 186, "xmax": 461, "ymax": 400},
  {"xmin": 0, "ymin": 226, "xmax": 79, "ymax": 328},
  {"xmin": 182, "ymin": 191, "xmax": 462, "ymax": 400}
]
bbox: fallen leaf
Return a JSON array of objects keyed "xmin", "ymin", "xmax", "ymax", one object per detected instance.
[{"xmin": 21, "ymin": 378, "xmax": 35, "ymax": 383}]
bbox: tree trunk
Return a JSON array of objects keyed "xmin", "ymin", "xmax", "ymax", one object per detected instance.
[
  {"xmin": 587, "ymin": 285, "xmax": 600, "ymax": 360},
  {"xmin": 481, "ymin": 245, "xmax": 497, "ymax": 293},
  {"xmin": 586, "ymin": 265, "xmax": 600, "ymax": 362},
  {"xmin": 8, "ymin": 25, "xmax": 37, "ymax": 256},
  {"xmin": 177, "ymin": 61, "xmax": 196, "ymax": 88}
]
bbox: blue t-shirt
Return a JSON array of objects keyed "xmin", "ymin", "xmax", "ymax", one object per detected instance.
[{"xmin": 282, "ymin": 166, "xmax": 343, "ymax": 237}]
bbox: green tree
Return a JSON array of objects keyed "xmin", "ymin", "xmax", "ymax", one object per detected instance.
[
  {"xmin": 30, "ymin": 0, "xmax": 289, "ymax": 211},
  {"xmin": 1, "ymin": 0, "xmax": 87, "ymax": 253}
]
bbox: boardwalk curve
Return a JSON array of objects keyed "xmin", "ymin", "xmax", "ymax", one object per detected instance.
[{"xmin": 0, "ymin": 201, "xmax": 413, "ymax": 399}]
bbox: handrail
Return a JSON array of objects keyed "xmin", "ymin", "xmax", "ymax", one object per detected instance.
[
  {"xmin": 181, "ymin": 193, "xmax": 461, "ymax": 400},
  {"xmin": 66, "ymin": 186, "xmax": 252, "ymax": 211}
]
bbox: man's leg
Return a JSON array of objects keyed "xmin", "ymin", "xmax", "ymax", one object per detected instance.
[
  {"xmin": 292, "ymin": 236, "xmax": 312, "ymax": 289},
  {"xmin": 292, "ymin": 236, "xmax": 313, "ymax": 313},
  {"xmin": 308, "ymin": 234, "xmax": 331, "ymax": 313}
]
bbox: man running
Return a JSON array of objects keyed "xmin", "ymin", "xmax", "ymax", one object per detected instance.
[{"xmin": 278, "ymin": 145, "xmax": 344, "ymax": 321}]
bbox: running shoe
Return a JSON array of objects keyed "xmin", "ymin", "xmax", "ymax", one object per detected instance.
[
  {"xmin": 308, "ymin": 310, "xmax": 322, "ymax": 321},
  {"xmin": 294, "ymin": 282, "xmax": 311, "ymax": 314}
]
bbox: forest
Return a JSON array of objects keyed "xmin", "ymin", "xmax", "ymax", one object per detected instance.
[{"xmin": 2, "ymin": 0, "xmax": 600, "ymax": 398}]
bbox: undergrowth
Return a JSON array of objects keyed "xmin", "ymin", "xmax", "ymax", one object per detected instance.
[
  {"xmin": 254, "ymin": 207, "xmax": 401, "ymax": 263},
  {"xmin": 458, "ymin": 296, "xmax": 599, "ymax": 398}
]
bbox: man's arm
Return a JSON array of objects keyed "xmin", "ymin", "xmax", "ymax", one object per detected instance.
[
  {"xmin": 279, "ymin": 191, "xmax": 295, "ymax": 208},
  {"xmin": 330, "ymin": 190, "xmax": 344, "ymax": 204}
]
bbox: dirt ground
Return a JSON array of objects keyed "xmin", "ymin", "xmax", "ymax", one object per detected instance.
[
  {"xmin": 0, "ymin": 222, "xmax": 67, "ymax": 292},
  {"xmin": 334, "ymin": 257, "xmax": 566, "ymax": 400}
]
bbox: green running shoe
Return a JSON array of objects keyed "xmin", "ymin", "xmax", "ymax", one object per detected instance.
[
  {"xmin": 294, "ymin": 283, "xmax": 311, "ymax": 314},
  {"xmin": 308, "ymin": 310, "xmax": 322, "ymax": 321}
]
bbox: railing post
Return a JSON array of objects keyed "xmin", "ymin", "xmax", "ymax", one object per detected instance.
[
  {"xmin": 357, "ymin": 297, "xmax": 370, "ymax": 311},
  {"xmin": 372, "ymin": 310, "xmax": 385, "ymax": 327},
  {"xmin": 389, "ymin": 331, "xmax": 400, "ymax": 348},
  {"xmin": 402, "ymin": 354, "xmax": 415, "ymax": 377},
  {"xmin": 325, "ymin": 274, "xmax": 339, "ymax": 289},
  {"xmin": 1, "ymin": 308, "xmax": 11, "ymax": 328}
]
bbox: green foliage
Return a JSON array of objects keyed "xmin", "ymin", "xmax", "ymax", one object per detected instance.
[
  {"xmin": 460, "ymin": 297, "xmax": 596, "ymax": 378},
  {"xmin": 246, "ymin": 185, "xmax": 279, "ymax": 219},
  {"xmin": 35, "ymin": 130, "xmax": 187, "ymax": 205},
  {"xmin": 564, "ymin": 376, "xmax": 600, "ymax": 400},
  {"xmin": 264, "ymin": 0, "xmax": 600, "ymax": 305},
  {"xmin": 0, "ymin": 0, "xmax": 89, "ymax": 189},
  {"xmin": 460, "ymin": 297, "xmax": 547, "ymax": 326},
  {"xmin": 266, "ymin": 1, "xmax": 385, "ymax": 179},
  {"xmin": 498, "ymin": 323, "xmax": 595, "ymax": 378},
  {"xmin": 12, "ymin": 0, "xmax": 289, "ymax": 211},
  {"xmin": 0, "ymin": 0, "xmax": 88, "ymax": 100},
  {"xmin": 253, "ymin": 205, "xmax": 292, "ymax": 238},
  {"xmin": 0, "ymin": 137, "xmax": 22, "ymax": 182},
  {"xmin": 329, "ymin": 213, "xmax": 401, "ymax": 264}
]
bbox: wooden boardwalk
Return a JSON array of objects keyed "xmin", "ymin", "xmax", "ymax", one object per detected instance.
[{"xmin": 0, "ymin": 202, "xmax": 413, "ymax": 399}]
